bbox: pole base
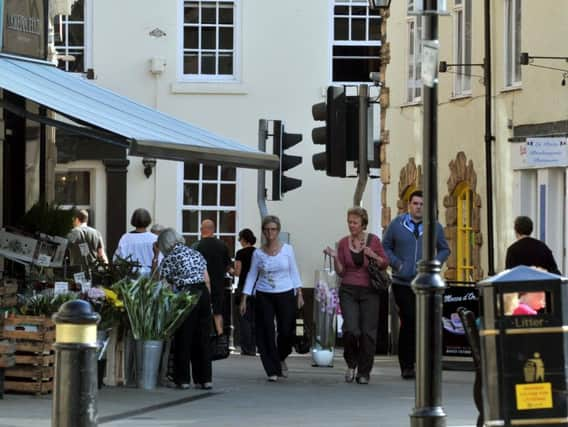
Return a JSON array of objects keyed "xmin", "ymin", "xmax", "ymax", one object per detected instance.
[{"xmin": 410, "ymin": 406, "xmax": 447, "ymax": 427}]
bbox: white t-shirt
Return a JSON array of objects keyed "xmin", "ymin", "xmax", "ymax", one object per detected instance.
[
  {"xmin": 243, "ymin": 243, "xmax": 302, "ymax": 295},
  {"xmin": 114, "ymin": 231, "xmax": 159, "ymax": 276}
]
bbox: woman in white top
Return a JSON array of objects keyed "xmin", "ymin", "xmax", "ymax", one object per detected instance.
[
  {"xmin": 114, "ymin": 208, "xmax": 159, "ymax": 276},
  {"xmin": 239, "ymin": 215, "xmax": 303, "ymax": 382}
]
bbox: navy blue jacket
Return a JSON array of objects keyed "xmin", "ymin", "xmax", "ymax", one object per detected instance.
[{"xmin": 382, "ymin": 213, "xmax": 450, "ymax": 285}]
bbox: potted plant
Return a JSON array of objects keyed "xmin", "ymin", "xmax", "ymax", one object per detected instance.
[{"xmin": 113, "ymin": 277, "xmax": 199, "ymax": 390}]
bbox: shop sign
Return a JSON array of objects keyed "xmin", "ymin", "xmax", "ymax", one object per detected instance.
[
  {"xmin": 2, "ymin": 0, "xmax": 47, "ymax": 60},
  {"xmin": 520, "ymin": 137, "xmax": 568, "ymax": 168},
  {"xmin": 442, "ymin": 285, "xmax": 479, "ymax": 357}
]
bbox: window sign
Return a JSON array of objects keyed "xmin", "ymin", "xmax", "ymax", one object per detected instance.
[{"xmin": 2, "ymin": 0, "xmax": 48, "ymax": 60}]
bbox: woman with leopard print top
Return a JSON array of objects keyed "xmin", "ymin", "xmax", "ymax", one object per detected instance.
[{"xmin": 158, "ymin": 228, "xmax": 213, "ymax": 390}]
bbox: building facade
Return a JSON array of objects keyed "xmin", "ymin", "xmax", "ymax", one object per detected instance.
[
  {"xmin": 383, "ymin": 0, "xmax": 568, "ymax": 279},
  {"xmin": 54, "ymin": 0, "xmax": 385, "ymax": 286}
]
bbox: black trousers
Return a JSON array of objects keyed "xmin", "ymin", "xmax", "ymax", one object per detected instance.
[
  {"xmin": 174, "ymin": 284, "xmax": 212, "ymax": 385},
  {"xmin": 239, "ymin": 297, "xmax": 256, "ymax": 354},
  {"xmin": 392, "ymin": 283, "xmax": 416, "ymax": 371},
  {"xmin": 254, "ymin": 290, "xmax": 296, "ymax": 377},
  {"xmin": 339, "ymin": 285, "xmax": 380, "ymax": 377}
]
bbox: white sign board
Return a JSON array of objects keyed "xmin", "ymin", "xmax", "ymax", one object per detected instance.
[
  {"xmin": 519, "ymin": 137, "xmax": 568, "ymax": 168},
  {"xmin": 421, "ymin": 40, "xmax": 439, "ymax": 88}
]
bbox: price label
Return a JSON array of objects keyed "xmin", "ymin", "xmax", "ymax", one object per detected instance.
[
  {"xmin": 36, "ymin": 254, "xmax": 52, "ymax": 267},
  {"xmin": 74, "ymin": 272, "xmax": 87, "ymax": 285},
  {"xmin": 81, "ymin": 281, "xmax": 92, "ymax": 292},
  {"xmin": 79, "ymin": 243, "xmax": 90, "ymax": 256},
  {"xmin": 54, "ymin": 282, "xmax": 69, "ymax": 296}
]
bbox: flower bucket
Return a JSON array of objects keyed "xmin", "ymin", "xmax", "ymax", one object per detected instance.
[{"xmin": 135, "ymin": 340, "xmax": 163, "ymax": 390}]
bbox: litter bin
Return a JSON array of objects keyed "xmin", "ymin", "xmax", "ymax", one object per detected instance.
[{"xmin": 478, "ymin": 265, "xmax": 568, "ymax": 427}]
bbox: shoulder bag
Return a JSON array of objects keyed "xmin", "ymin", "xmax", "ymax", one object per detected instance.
[{"xmin": 366, "ymin": 234, "xmax": 391, "ymax": 292}]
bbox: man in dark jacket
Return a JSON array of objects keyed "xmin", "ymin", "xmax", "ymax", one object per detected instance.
[
  {"xmin": 382, "ymin": 190, "xmax": 450, "ymax": 379},
  {"xmin": 194, "ymin": 219, "xmax": 232, "ymax": 336},
  {"xmin": 505, "ymin": 216, "xmax": 561, "ymax": 274}
]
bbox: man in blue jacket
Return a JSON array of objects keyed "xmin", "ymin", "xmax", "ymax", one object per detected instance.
[{"xmin": 382, "ymin": 190, "xmax": 450, "ymax": 379}]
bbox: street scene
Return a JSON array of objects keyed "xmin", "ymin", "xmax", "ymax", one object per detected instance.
[{"xmin": 1, "ymin": 0, "xmax": 567, "ymax": 426}]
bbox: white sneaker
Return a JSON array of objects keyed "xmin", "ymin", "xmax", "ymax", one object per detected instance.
[
  {"xmin": 280, "ymin": 361, "xmax": 289, "ymax": 378},
  {"xmin": 345, "ymin": 368, "xmax": 356, "ymax": 383},
  {"xmin": 267, "ymin": 375, "xmax": 278, "ymax": 382}
]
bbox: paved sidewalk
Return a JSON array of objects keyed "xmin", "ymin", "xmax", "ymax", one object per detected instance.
[{"xmin": 0, "ymin": 354, "xmax": 478, "ymax": 427}]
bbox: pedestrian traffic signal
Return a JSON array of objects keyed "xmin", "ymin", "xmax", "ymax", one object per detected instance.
[
  {"xmin": 311, "ymin": 86, "xmax": 359, "ymax": 177},
  {"xmin": 272, "ymin": 120, "xmax": 302, "ymax": 200}
]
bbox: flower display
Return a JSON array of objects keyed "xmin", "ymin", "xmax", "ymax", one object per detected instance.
[
  {"xmin": 313, "ymin": 279, "xmax": 339, "ymax": 351},
  {"xmin": 81, "ymin": 286, "xmax": 126, "ymax": 330}
]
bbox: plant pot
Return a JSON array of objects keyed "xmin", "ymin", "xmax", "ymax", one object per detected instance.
[
  {"xmin": 135, "ymin": 340, "xmax": 163, "ymax": 390},
  {"xmin": 312, "ymin": 347, "xmax": 334, "ymax": 367}
]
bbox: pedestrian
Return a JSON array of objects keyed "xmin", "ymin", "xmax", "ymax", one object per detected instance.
[
  {"xmin": 158, "ymin": 228, "xmax": 213, "ymax": 390},
  {"xmin": 67, "ymin": 209, "xmax": 108, "ymax": 273},
  {"xmin": 193, "ymin": 219, "xmax": 232, "ymax": 336},
  {"xmin": 505, "ymin": 216, "xmax": 561, "ymax": 274},
  {"xmin": 382, "ymin": 190, "xmax": 450, "ymax": 379},
  {"xmin": 324, "ymin": 207, "xmax": 389, "ymax": 384},
  {"xmin": 114, "ymin": 208, "xmax": 159, "ymax": 276},
  {"xmin": 150, "ymin": 223, "xmax": 165, "ymax": 235},
  {"xmin": 239, "ymin": 215, "xmax": 303, "ymax": 382},
  {"xmin": 234, "ymin": 228, "xmax": 257, "ymax": 356}
]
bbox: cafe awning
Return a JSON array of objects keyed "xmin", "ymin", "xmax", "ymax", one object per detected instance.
[{"xmin": 0, "ymin": 56, "xmax": 278, "ymax": 170}]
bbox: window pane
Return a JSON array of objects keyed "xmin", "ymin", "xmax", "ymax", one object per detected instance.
[
  {"xmin": 201, "ymin": 210, "xmax": 217, "ymax": 225},
  {"xmin": 183, "ymin": 183, "xmax": 199, "ymax": 205},
  {"xmin": 369, "ymin": 18, "xmax": 381, "ymax": 40},
  {"xmin": 218, "ymin": 53, "xmax": 233, "ymax": 75},
  {"xmin": 221, "ymin": 166, "xmax": 236, "ymax": 181},
  {"xmin": 333, "ymin": 57, "xmax": 379, "ymax": 82},
  {"xmin": 351, "ymin": 18, "xmax": 366, "ymax": 41},
  {"xmin": 184, "ymin": 163, "xmax": 199, "ymax": 180},
  {"xmin": 220, "ymin": 184, "xmax": 236, "ymax": 206},
  {"xmin": 219, "ymin": 5, "xmax": 234, "ymax": 24},
  {"xmin": 334, "ymin": 6, "xmax": 349, "ymax": 15},
  {"xmin": 334, "ymin": 18, "xmax": 349, "ymax": 40},
  {"xmin": 184, "ymin": 2, "xmax": 199, "ymax": 23},
  {"xmin": 201, "ymin": 27, "xmax": 216, "ymax": 49},
  {"xmin": 54, "ymin": 171, "xmax": 90, "ymax": 205},
  {"xmin": 203, "ymin": 165, "xmax": 218, "ymax": 180},
  {"xmin": 68, "ymin": 23, "xmax": 84, "ymax": 46},
  {"xmin": 219, "ymin": 27, "xmax": 233, "ymax": 49},
  {"xmin": 184, "ymin": 53, "xmax": 198, "ymax": 74},
  {"xmin": 202, "ymin": 183, "xmax": 218, "ymax": 205},
  {"xmin": 202, "ymin": 4, "xmax": 217, "ymax": 24},
  {"xmin": 66, "ymin": 50, "xmax": 84, "ymax": 72},
  {"xmin": 352, "ymin": 6, "xmax": 367, "ymax": 15},
  {"xmin": 184, "ymin": 235, "xmax": 199, "ymax": 247},
  {"xmin": 514, "ymin": 0, "xmax": 522, "ymax": 82},
  {"xmin": 184, "ymin": 27, "xmax": 199, "ymax": 49},
  {"xmin": 202, "ymin": 53, "xmax": 216, "ymax": 74},
  {"xmin": 219, "ymin": 211, "xmax": 236, "ymax": 233},
  {"xmin": 182, "ymin": 210, "xmax": 199, "ymax": 233},
  {"xmin": 70, "ymin": 0, "xmax": 84, "ymax": 20},
  {"xmin": 220, "ymin": 236, "xmax": 235, "ymax": 257}
]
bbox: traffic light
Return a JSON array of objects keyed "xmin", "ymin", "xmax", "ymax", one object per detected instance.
[
  {"xmin": 311, "ymin": 86, "xmax": 359, "ymax": 177},
  {"xmin": 272, "ymin": 120, "xmax": 302, "ymax": 200}
]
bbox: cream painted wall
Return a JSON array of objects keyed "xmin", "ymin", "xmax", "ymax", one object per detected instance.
[{"xmin": 90, "ymin": 0, "xmax": 377, "ymax": 285}]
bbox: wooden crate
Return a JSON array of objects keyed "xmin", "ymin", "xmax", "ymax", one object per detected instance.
[
  {"xmin": 2, "ymin": 315, "xmax": 55, "ymax": 342},
  {"xmin": 0, "ymin": 295, "xmax": 17, "ymax": 308},
  {"xmin": 4, "ymin": 379, "xmax": 53, "ymax": 394},
  {"xmin": 5, "ymin": 365, "xmax": 54, "ymax": 380},
  {"xmin": 14, "ymin": 354, "xmax": 54, "ymax": 366},
  {"xmin": 0, "ymin": 279, "xmax": 18, "ymax": 296},
  {"xmin": 13, "ymin": 341, "xmax": 53, "ymax": 354}
]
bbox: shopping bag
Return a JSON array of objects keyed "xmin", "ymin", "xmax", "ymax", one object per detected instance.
[
  {"xmin": 312, "ymin": 255, "xmax": 339, "ymax": 365},
  {"xmin": 210, "ymin": 333, "xmax": 230, "ymax": 361}
]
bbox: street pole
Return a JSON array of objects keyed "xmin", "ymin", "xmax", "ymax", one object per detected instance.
[
  {"xmin": 410, "ymin": 0, "xmax": 447, "ymax": 426},
  {"xmin": 353, "ymin": 84, "xmax": 369, "ymax": 206},
  {"xmin": 257, "ymin": 119, "xmax": 269, "ymax": 220}
]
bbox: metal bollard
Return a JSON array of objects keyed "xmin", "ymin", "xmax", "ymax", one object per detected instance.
[{"xmin": 52, "ymin": 300, "xmax": 100, "ymax": 427}]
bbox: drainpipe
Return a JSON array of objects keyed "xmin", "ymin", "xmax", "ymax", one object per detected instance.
[{"xmin": 484, "ymin": 0, "xmax": 495, "ymax": 276}]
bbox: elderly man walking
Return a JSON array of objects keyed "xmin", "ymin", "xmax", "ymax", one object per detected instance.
[
  {"xmin": 382, "ymin": 190, "xmax": 450, "ymax": 379},
  {"xmin": 194, "ymin": 219, "xmax": 232, "ymax": 336}
]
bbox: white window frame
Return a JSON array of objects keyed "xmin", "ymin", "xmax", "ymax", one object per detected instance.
[
  {"xmin": 178, "ymin": 163, "xmax": 239, "ymax": 252},
  {"xmin": 406, "ymin": 13, "xmax": 423, "ymax": 103},
  {"xmin": 453, "ymin": 0, "xmax": 472, "ymax": 96},
  {"xmin": 177, "ymin": 0, "xmax": 241, "ymax": 82},
  {"xmin": 504, "ymin": 0, "xmax": 522, "ymax": 88},
  {"xmin": 54, "ymin": 0, "xmax": 93, "ymax": 74},
  {"xmin": 330, "ymin": 0, "xmax": 381, "ymax": 84}
]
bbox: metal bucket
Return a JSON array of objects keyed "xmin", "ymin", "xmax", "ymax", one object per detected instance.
[{"xmin": 135, "ymin": 340, "xmax": 163, "ymax": 390}]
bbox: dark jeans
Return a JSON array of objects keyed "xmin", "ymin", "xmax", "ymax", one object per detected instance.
[
  {"xmin": 174, "ymin": 284, "xmax": 212, "ymax": 385},
  {"xmin": 255, "ymin": 290, "xmax": 296, "ymax": 377},
  {"xmin": 392, "ymin": 283, "xmax": 416, "ymax": 371},
  {"xmin": 339, "ymin": 285, "xmax": 380, "ymax": 377},
  {"xmin": 239, "ymin": 297, "xmax": 256, "ymax": 354}
]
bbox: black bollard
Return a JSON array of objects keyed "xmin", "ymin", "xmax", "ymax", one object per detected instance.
[{"xmin": 52, "ymin": 300, "xmax": 100, "ymax": 427}]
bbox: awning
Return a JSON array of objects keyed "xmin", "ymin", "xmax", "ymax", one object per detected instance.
[{"xmin": 0, "ymin": 56, "xmax": 279, "ymax": 170}]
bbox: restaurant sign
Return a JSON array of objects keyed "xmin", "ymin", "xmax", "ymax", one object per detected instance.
[{"xmin": 2, "ymin": 0, "xmax": 47, "ymax": 60}]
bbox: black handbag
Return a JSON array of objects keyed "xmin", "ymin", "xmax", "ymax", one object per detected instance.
[
  {"xmin": 366, "ymin": 234, "xmax": 392, "ymax": 292},
  {"xmin": 210, "ymin": 333, "xmax": 230, "ymax": 361}
]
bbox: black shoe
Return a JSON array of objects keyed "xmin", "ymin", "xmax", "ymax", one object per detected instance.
[
  {"xmin": 356, "ymin": 376, "xmax": 369, "ymax": 384},
  {"xmin": 401, "ymin": 367, "xmax": 415, "ymax": 379}
]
